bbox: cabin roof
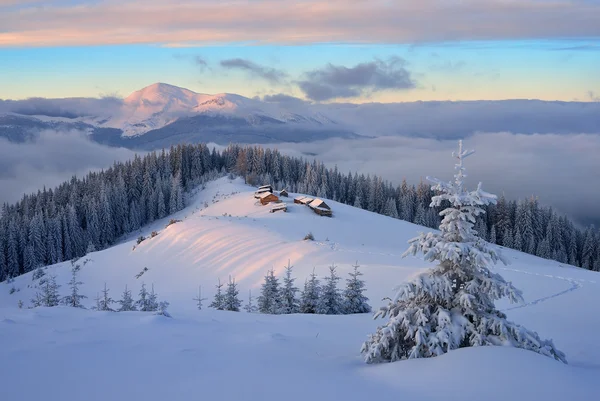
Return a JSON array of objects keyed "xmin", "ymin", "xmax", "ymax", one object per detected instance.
[
  {"xmin": 258, "ymin": 184, "xmax": 272, "ymax": 190},
  {"xmin": 308, "ymin": 198, "xmax": 330, "ymax": 209},
  {"xmin": 259, "ymin": 192, "xmax": 277, "ymax": 199}
]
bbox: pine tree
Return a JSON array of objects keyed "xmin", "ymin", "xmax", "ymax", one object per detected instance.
[
  {"xmin": 383, "ymin": 198, "xmax": 399, "ymax": 218},
  {"xmin": 223, "ymin": 276, "xmax": 242, "ymax": 312},
  {"xmin": 193, "ymin": 285, "xmax": 207, "ymax": 310},
  {"xmin": 343, "ymin": 262, "xmax": 371, "ymax": 314},
  {"xmin": 489, "ymin": 224, "xmax": 497, "ymax": 244},
  {"xmin": 317, "ymin": 264, "xmax": 344, "ymax": 314},
  {"xmin": 257, "ymin": 269, "xmax": 281, "ymax": 314},
  {"xmin": 97, "ymin": 283, "xmax": 115, "ymax": 312},
  {"xmin": 62, "ymin": 267, "xmax": 86, "ymax": 308},
  {"xmin": 361, "ymin": 140, "xmax": 566, "ymax": 364},
  {"xmin": 155, "ymin": 301, "xmax": 171, "ymax": 317},
  {"xmin": 279, "ymin": 260, "xmax": 299, "ymax": 314},
  {"xmin": 209, "ymin": 279, "xmax": 225, "ymax": 310},
  {"xmin": 244, "ymin": 289, "xmax": 257, "ymax": 313},
  {"xmin": 136, "ymin": 283, "xmax": 152, "ymax": 311},
  {"xmin": 117, "ymin": 285, "xmax": 137, "ymax": 311},
  {"xmin": 147, "ymin": 284, "xmax": 159, "ymax": 312},
  {"xmin": 299, "ymin": 269, "xmax": 321, "ymax": 314},
  {"xmin": 32, "ymin": 274, "xmax": 61, "ymax": 307}
]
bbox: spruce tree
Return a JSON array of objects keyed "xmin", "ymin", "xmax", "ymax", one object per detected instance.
[
  {"xmin": 223, "ymin": 276, "xmax": 242, "ymax": 312},
  {"xmin": 136, "ymin": 283, "xmax": 152, "ymax": 311},
  {"xmin": 257, "ymin": 269, "xmax": 281, "ymax": 314},
  {"xmin": 62, "ymin": 267, "xmax": 86, "ymax": 308},
  {"xmin": 317, "ymin": 264, "xmax": 344, "ymax": 315},
  {"xmin": 244, "ymin": 289, "xmax": 257, "ymax": 313},
  {"xmin": 343, "ymin": 262, "xmax": 371, "ymax": 314},
  {"xmin": 117, "ymin": 285, "xmax": 137, "ymax": 311},
  {"xmin": 193, "ymin": 285, "xmax": 207, "ymax": 310},
  {"xmin": 97, "ymin": 283, "xmax": 115, "ymax": 312},
  {"xmin": 279, "ymin": 260, "xmax": 299, "ymax": 314},
  {"xmin": 32, "ymin": 274, "xmax": 61, "ymax": 307},
  {"xmin": 299, "ymin": 269, "xmax": 320, "ymax": 314},
  {"xmin": 147, "ymin": 284, "xmax": 159, "ymax": 312},
  {"xmin": 361, "ymin": 140, "xmax": 566, "ymax": 364},
  {"xmin": 209, "ymin": 279, "xmax": 225, "ymax": 310}
]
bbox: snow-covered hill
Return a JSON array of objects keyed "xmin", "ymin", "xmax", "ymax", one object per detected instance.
[{"xmin": 1, "ymin": 177, "xmax": 599, "ymax": 400}]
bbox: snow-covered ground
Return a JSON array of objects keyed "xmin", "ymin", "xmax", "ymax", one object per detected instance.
[{"xmin": 1, "ymin": 177, "xmax": 599, "ymax": 400}]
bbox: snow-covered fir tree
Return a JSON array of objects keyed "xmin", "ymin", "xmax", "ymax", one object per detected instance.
[
  {"xmin": 136, "ymin": 283, "xmax": 152, "ymax": 311},
  {"xmin": 147, "ymin": 284, "xmax": 159, "ymax": 312},
  {"xmin": 61, "ymin": 267, "xmax": 86, "ymax": 308},
  {"xmin": 32, "ymin": 274, "xmax": 61, "ymax": 307},
  {"xmin": 209, "ymin": 279, "xmax": 225, "ymax": 310},
  {"xmin": 223, "ymin": 277, "xmax": 242, "ymax": 312},
  {"xmin": 155, "ymin": 301, "xmax": 171, "ymax": 317},
  {"xmin": 384, "ymin": 198, "xmax": 399, "ymax": 219},
  {"xmin": 97, "ymin": 283, "xmax": 115, "ymax": 312},
  {"xmin": 117, "ymin": 285, "xmax": 137, "ymax": 312},
  {"xmin": 279, "ymin": 260, "xmax": 299, "ymax": 314},
  {"xmin": 32, "ymin": 266, "xmax": 45, "ymax": 281},
  {"xmin": 361, "ymin": 140, "xmax": 567, "ymax": 364},
  {"xmin": 244, "ymin": 289, "xmax": 257, "ymax": 313},
  {"xmin": 257, "ymin": 269, "xmax": 281, "ymax": 314},
  {"xmin": 317, "ymin": 264, "xmax": 344, "ymax": 314},
  {"xmin": 193, "ymin": 285, "xmax": 207, "ymax": 310},
  {"xmin": 343, "ymin": 262, "xmax": 371, "ymax": 314},
  {"xmin": 299, "ymin": 269, "xmax": 321, "ymax": 314}
]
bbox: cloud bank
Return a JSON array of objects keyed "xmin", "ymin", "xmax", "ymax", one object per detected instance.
[
  {"xmin": 220, "ymin": 58, "xmax": 287, "ymax": 84},
  {"xmin": 1, "ymin": 0, "xmax": 599, "ymax": 47},
  {"xmin": 266, "ymin": 133, "xmax": 600, "ymax": 227},
  {"xmin": 0, "ymin": 130, "xmax": 138, "ymax": 205}
]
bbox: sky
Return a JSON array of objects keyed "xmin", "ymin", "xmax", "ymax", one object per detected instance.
[{"xmin": 0, "ymin": 0, "xmax": 599, "ymax": 102}]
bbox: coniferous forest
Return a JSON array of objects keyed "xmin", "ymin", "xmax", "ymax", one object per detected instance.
[{"xmin": 0, "ymin": 143, "xmax": 599, "ymax": 281}]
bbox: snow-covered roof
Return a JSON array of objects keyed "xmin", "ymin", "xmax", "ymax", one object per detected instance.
[
  {"xmin": 255, "ymin": 188, "xmax": 272, "ymax": 194},
  {"xmin": 308, "ymin": 198, "xmax": 330, "ymax": 209},
  {"xmin": 259, "ymin": 192, "xmax": 277, "ymax": 199},
  {"xmin": 258, "ymin": 185, "xmax": 272, "ymax": 190}
]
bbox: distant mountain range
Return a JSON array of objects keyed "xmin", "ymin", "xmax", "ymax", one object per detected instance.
[{"xmin": 1, "ymin": 82, "xmax": 599, "ymax": 149}]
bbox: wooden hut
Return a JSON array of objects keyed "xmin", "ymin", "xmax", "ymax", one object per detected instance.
[
  {"xmin": 258, "ymin": 192, "xmax": 279, "ymax": 205},
  {"xmin": 270, "ymin": 204, "xmax": 287, "ymax": 213},
  {"xmin": 254, "ymin": 185, "xmax": 273, "ymax": 199},
  {"xmin": 308, "ymin": 198, "xmax": 332, "ymax": 217},
  {"xmin": 279, "ymin": 189, "xmax": 289, "ymax": 197}
]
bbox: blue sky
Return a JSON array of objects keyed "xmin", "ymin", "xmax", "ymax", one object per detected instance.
[{"xmin": 0, "ymin": 1, "xmax": 599, "ymax": 102}]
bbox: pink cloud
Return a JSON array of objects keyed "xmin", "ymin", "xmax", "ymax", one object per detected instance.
[{"xmin": 0, "ymin": 0, "xmax": 599, "ymax": 47}]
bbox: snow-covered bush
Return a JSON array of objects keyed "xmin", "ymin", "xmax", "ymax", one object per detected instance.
[
  {"xmin": 361, "ymin": 140, "xmax": 567, "ymax": 364},
  {"xmin": 304, "ymin": 232, "xmax": 315, "ymax": 241}
]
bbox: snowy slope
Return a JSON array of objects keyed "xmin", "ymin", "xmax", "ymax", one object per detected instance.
[{"xmin": 1, "ymin": 177, "xmax": 599, "ymax": 401}]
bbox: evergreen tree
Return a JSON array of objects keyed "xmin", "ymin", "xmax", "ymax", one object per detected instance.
[
  {"xmin": 147, "ymin": 284, "xmax": 159, "ymax": 312},
  {"xmin": 223, "ymin": 276, "xmax": 242, "ymax": 312},
  {"xmin": 317, "ymin": 264, "xmax": 344, "ymax": 314},
  {"xmin": 489, "ymin": 224, "xmax": 497, "ymax": 244},
  {"xmin": 193, "ymin": 285, "xmax": 207, "ymax": 310},
  {"xmin": 209, "ymin": 279, "xmax": 225, "ymax": 310},
  {"xmin": 279, "ymin": 260, "xmax": 299, "ymax": 314},
  {"xmin": 299, "ymin": 269, "xmax": 321, "ymax": 314},
  {"xmin": 244, "ymin": 289, "xmax": 257, "ymax": 313},
  {"xmin": 257, "ymin": 269, "xmax": 281, "ymax": 314},
  {"xmin": 62, "ymin": 267, "xmax": 86, "ymax": 308},
  {"xmin": 343, "ymin": 262, "xmax": 371, "ymax": 314},
  {"xmin": 383, "ymin": 198, "xmax": 399, "ymax": 218},
  {"xmin": 117, "ymin": 285, "xmax": 137, "ymax": 311},
  {"xmin": 32, "ymin": 274, "xmax": 61, "ymax": 307},
  {"xmin": 362, "ymin": 140, "xmax": 566, "ymax": 364},
  {"xmin": 136, "ymin": 283, "xmax": 152, "ymax": 311},
  {"xmin": 97, "ymin": 283, "xmax": 115, "ymax": 312},
  {"xmin": 155, "ymin": 301, "xmax": 171, "ymax": 317}
]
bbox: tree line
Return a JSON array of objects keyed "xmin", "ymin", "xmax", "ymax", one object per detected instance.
[{"xmin": 1, "ymin": 143, "xmax": 598, "ymax": 282}]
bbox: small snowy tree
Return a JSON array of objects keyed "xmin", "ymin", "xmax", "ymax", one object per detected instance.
[
  {"xmin": 257, "ymin": 269, "xmax": 281, "ymax": 314},
  {"xmin": 147, "ymin": 284, "xmax": 159, "ymax": 312},
  {"xmin": 136, "ymin": 283, "xmax": 152, "ymax": 311},
  {"xmin": 193, "ymin": 285, "xmax": 208, "ymax": 310},
  {"xmin": 155, "ymin": 301, "xmax": 171, "ymax": 317},
  {"xmin": 299, "ymin": 269, "xmax": 320, "ymax": 314},
  {"xmin": 32, "ymin": 266, "xmax": 46, "ymax": 281},
  {"xmin": 223, "ymin": 276, "xmax": 242, "ymax": 312},
  {"xmin": 117, "ymin": 285, "xmax": 137, "ymax": 312},
  {"xmin": 279, "ymin": 260, "xmax": 299, "ymax": 314},
  {"xmin": 361, "ymin": 140, "xmax": 567, "ymax": 364},
  {"xmin": 209, "ymin": 279, "xmax": 225, "ymax": 310},
  {"xmin": 317, "ymin": 264, "xmax": 344, "ymax": 314},
  {"xmin": 32, "ymin": 274, "xmax": 61, "ymax": 307},
  {"xmin": 343, "ymin": 262, "xmax": 371, "ymax": 314},
  {"xmin": 244, "ymin": 289, "xmax": 257, "ymax": 313},
  {"xmin": 97, "ymin": 283, "xmax": 115, "ymax": 312},
  {"xmin": 62, "ymin": 268, "xmax": 87, "ymax": 308}
]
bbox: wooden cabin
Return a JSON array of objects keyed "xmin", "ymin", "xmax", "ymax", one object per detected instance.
[
  {"xmin": 308, "ymin": 198, "xmax": 332, "ymax": 217},
  {"xmin": 279, "ymin": 189, "xmax": 289, "ymax": 197},
  {"xmin": 254, "ymin": 185, "xmax": 273, "ymax": 199},
  {"xmin": 294, "ymin": 196, "xmax": 314, "ymax": 205},
  {"xmin": 270, "ymin": 204, "xmax": 287, "ymax": 213},
  {"xmin": 258, "ymin": 192, "xmax": 279, "ymax": 205}
]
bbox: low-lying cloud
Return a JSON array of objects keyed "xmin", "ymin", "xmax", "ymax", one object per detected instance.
[
  {"xmin": 266, "ymin": 133, "xmax": 600, "ymax": 227},
  {"xmin": 0, "ymin": 97, "xmax": 123, "ymax": 118},
  {"xmin": 298, "ymin": 58, "xmax": 415, "ymax": 101},
  {"xmin": 0, "ymin": 130, "xmax": 138, "ymax": 205}
]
